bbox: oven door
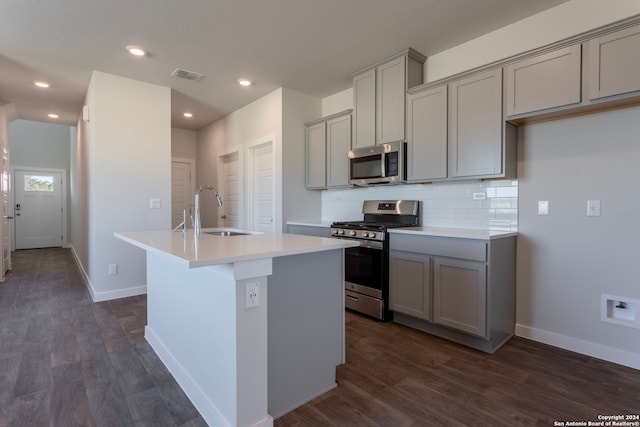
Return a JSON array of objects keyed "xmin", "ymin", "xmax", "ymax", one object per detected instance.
[{"xmin": 344, "ymin": 242, "xmax": 385, "ymax": 299}]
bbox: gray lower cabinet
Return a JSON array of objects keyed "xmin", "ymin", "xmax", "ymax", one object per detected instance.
[
  {"xmin": 389, "ymin": 232, "xmax": 516, "ymax": 354},
  {"xmin": 588, "ymin": 24, "xmax": 640, "ymax": 101},
  {"xmin": 433, "ymin": 257, "xmax": 487, "ymax": 337},
  {"xmin": 505, "ymin": 44, "xmax": 582, "ymax": 117},
  {"xmin": 389, "ymin": 250, "xmax": 431, "ymax": 320},
  {"xmin": 305, "ymin": 110, "xmax": 352, "ymax": 189},
  {"xmin": 449, "ymin": 68, "xmax": 516, "ymax": 179},
  {"xmin": 406, "ymin": 85, "xmax": 448, "ymax": 181}
]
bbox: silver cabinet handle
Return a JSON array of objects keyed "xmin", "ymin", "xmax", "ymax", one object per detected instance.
[{"xmin": 220, "ymin": 215, "xmax": 227, "ymax": 219}]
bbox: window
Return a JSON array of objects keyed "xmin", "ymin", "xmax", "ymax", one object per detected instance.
[{"xmin": 24, "ymin": 175, "xmax": 54, "ymax": 192}]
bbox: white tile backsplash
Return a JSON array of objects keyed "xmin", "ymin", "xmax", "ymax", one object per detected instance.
[{"xmin": 321, "ymin": 180, "xmax": 518, "ymax": 231}]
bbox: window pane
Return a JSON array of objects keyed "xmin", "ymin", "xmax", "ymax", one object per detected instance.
[{"xmin": 24, "ymin": 175, "xmax": 54, "ymax": 192}]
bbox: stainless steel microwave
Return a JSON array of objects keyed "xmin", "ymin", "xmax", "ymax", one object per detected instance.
[{"xmin": 348, "ymin": 141, "xmax": 406, "ymax": 185}]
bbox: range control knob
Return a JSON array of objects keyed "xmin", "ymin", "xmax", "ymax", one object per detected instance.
[
  {"xmin": 349, "ymin": 230, "xmax": 357, "ymax": 237},
  {"xmin": 362, "ymin": 232, "xmax": 369, "ymax": 238},
  {"xmin": 332, "ymin": 229, "xmax": 338, "ymax": 235},
  {"xmin": 369, "ymin": 232, "xmax": 376, "ymax": 239},
  {"xmin": 338, "ymin": 229, "xmax": 345, "ymax": 235}
]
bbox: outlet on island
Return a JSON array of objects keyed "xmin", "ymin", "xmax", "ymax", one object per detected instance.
[{"xmin": 245, "ymin": 283, "xmax": 260, "ymax": 308}]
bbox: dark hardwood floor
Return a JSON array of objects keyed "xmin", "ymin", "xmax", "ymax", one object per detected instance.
[
  {"xmin": 1, "ymin": 248, "xmax": 639, "ymax": 426},
  {"xmin": 0, "ymin": 248, "xmax": 206, "ymax": 427}
]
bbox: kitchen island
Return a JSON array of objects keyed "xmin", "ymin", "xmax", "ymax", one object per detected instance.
[{"xmin": 115, "ymin": 229, "xmax": 358, "ymax": 427}]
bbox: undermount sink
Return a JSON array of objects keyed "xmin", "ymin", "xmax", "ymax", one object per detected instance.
[{"xmin": 204, "ymin": 231, "xmax": 250, "ymax": 236}]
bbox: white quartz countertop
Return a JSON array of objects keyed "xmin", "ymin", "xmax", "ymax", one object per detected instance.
[
  {"xmin": 388, "ymin": 227, "xmax": 518, "ymax": 240},
  {"xmin": 115, "ymin": 229, "xmax": 358, "ymax": 268}
]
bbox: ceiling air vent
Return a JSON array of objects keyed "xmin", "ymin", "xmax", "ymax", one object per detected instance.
[{"xmin": 171, "ymin": 68, "xmax": 205, "ymax": 82}]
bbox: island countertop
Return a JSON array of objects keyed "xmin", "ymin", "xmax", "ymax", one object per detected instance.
[{"xmin": 115, "ymin": 229, "xmax": 358, "ymax": 268}]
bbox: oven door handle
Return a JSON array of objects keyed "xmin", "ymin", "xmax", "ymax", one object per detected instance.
[{"xmin": 346, "ymin": 294, "xmax": 359, "ymax": 302}]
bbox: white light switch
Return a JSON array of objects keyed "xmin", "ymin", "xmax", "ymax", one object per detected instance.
[
  {"xmin": 587, "ymin": 200, "xmax": 601, "ymax": 217},
  {"xmin": 538, "ymin": 200, "xmax": 549, "ymax": 216},
  {"xmin": 150, "ymin": 198, "xmax": 162, "ymax": 209}
]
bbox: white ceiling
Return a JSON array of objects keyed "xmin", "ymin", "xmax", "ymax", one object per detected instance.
[{"xmin": 0, "ymin": 0, "xmax": 569, "ymax": 131}]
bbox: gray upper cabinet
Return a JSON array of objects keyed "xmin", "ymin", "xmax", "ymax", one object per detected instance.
[
  {"xmin": 352, "ymin": 49, "xmax": 426, "ymax": 149},
  {"xmin": 352, "ymin": 69, "xmax": 376, "ymax": 150},
  {"xmin": 505, "ymin": 44, "xmax": 582, "ymax": 117},
  {"xmin": 588, "ymin": 24, "xmax": 640, "ymax": 100},
  {"xmin": 305, "ymin": 122, "xmax": 326, "ymax": 189},
  {"xmin": 305, "ymin": 110, "xmax": 352, "ymax": 190},
  {"xmin": 326, "ymin": 114, "xmax": 352, "ymax": 188},
  {"xmin": 376, "ymin": 56, "xmax": 407, "ymax": 145},
  {"xmin": 449, "ymin": 69, "xmax": 514, "ymax": 178},
  {"xmin": 406, "ymin": 85, "xmax": 448, "ymax": 181}
]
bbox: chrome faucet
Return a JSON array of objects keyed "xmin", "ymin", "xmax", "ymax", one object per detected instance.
[{"xmin": 194, "ymin": 185, "xmax": 223, "ymax": 235}]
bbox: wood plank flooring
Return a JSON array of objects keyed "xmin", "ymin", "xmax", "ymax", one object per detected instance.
[
  {"xmin": 1, "ymin": 248, "xmax": 639, "ymax": 426},
  {"xmin": 277, "ymin": 312, "xmax": 640, "ymax": 427},
  {"xmin": 0, "ymin": 248, "xmax": 206, "ymax": 427}
]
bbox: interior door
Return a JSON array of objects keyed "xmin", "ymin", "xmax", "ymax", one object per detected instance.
[
  {"xmin": 249, "ymin": 141, "xmax": 275, "ymax": 232},
  {"xmin": 171, "ymin": 160, "xmax": 194, "ymax": 229},
  {"xmin": 14, "ymin": 170, "xmax": 63, "ymax": 249},
  {"xmin": 219, "ymin": 151, "xmax": 241, "ymax": 228}
]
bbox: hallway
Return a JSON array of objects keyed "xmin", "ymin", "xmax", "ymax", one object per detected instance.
[{"xmin": 0, "ymin": 248, "xmax": 205, "ymax": 426}]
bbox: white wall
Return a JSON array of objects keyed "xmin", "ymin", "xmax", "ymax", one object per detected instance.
[
  {"xmin": 0, "ymin": 104, "xmax": 8, "ymax": 151},
  {"xmin": 425, "ymin": 0, "xmax": 640, "ymax": 82},
  {"xmin": 71, "ymin": 71, "xmax": 171, "ymax": 301},
  {"xmin": 172, "ymin": 127, "xmax": 197, "ymax": 159},
  {"xmin": 9, "ymin": 120, "xmax": 71, "ymax": 170},
  {"xmin": 322, "ymin": 88, "xmax": 353, "ymax": 117},
  {"xmin": 196, "ymin": 89, "xmax": 284, "ymax": 229},
  {"xmin": 281, "ymin": 88, "xmax": 322, "ymax": 225},
  {"xmin": 517, "ymin": 107, "xmax": 640, "ymax": 368}
]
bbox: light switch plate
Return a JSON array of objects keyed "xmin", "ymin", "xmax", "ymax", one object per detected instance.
[
  {"xmin": 149, "ymin": 198, "xmax": 162, "ymax": 209},
  {"xmin": 538, "ymin": 201, "xmax": 549, "ymax": 216}
]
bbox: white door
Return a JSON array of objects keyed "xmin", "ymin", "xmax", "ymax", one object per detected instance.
[
  {"xmin": 14, "ymin": 170, "xmax": 63, "ymax": 249},
  {"xmin": 219, "ymin": 152, "xmax": 241, "ymax": 228},
  {"xmin": 249, "ymin": 141, "xmax": 276, "ymax": 232},
  {"xmin": 171, "ymin": 160, "xmax": 194, "ymax": 229},
  {"xmin": 1, "ymin": 142, "xmax": 10, "ymax": 275}
]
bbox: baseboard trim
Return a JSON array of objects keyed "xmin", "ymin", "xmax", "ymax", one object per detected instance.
[
  {"xmin": 516, "ymin": 324, "xmax": 640, "ymax": 371},
  {"xmin": 69, "ymin": 245, "xmax": 147, "ymax": 302},
  {"xmin": 145, "ymin": 326, "xmax": 250, "ymax": 427}
]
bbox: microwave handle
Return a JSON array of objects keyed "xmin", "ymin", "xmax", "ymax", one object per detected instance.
[{"xmin": 381, "ymin": 152, "xmax": 387, "ymax": 178}]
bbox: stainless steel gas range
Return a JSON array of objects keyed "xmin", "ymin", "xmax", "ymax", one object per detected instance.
[{"xmin": 330, "ymin": 200, "xmax": 420, "ymax": 321}]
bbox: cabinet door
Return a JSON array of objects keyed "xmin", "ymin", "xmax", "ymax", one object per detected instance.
[
  {"xmin": 305, "ymin": 122, "xmax": 326, "ymax": 189},
  {"xmin": 326, "ymin": 114, "xmax": 351, "ymax": 187},
  {"xmin": 588, "ymin": 24, "xmax": 640, "ymax": 100},
  {"xmin": 390, "ymin": 251, "xmax": 431, "ymax": 320},
  {"xmin": 505, "ymin": 44, "xmax": 582, "ymax": 116},
  {"xmin": 376, "ymin": 56, "xmax": 406, "ymax": 145},
  {"xmin": 352, "ymin": 69, "xmax": 376, "ymax": 149},
  {"xmin": 406, "ymin": 85, "xmax": 447, "ymax": 181},
  {"xmin": 449, "ymin": 69, "xmax": 503, "ymax": 178},
  {"xmin": 433, "ymin": 257, "xmax": 487, "ymax": 337}
]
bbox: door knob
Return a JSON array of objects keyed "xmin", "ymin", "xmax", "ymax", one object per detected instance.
[{"xmin": 220, "ymin": 215, "xmax": 227, "ymax": 219}]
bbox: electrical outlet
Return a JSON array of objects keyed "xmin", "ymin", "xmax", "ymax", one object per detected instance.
[
  {"xmin": 108, "ymin": 264, "xmax": 118, "ymax": 275},
  {"xmin": 245, "ymin": 283, "xmax": 260, "ymax": 308},
  {"xmin": 538, "ymin": 201, "xmax": 549, "ymax": 216}
]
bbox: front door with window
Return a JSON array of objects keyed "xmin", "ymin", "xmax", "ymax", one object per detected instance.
[{"xmin": 14, "ymin": 170, "xmax": 63, "ymax": 249}]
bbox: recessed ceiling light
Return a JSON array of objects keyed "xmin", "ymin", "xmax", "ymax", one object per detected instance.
[
  {"xmin": 48, "ymin": 113, "xmax": 59, "ymax": 119},
  {"xmin": 34, "ymin": 81, "xmax": 50, "ymax": 88},
  {"xmin": 238, "ymin": 79, "xmax": 252, "ymax": 87},
  {"xmin": 126, "ymin": 45, "xmax": 146, "ymax": 56},
  {"xmin": 183, "ymin": 112, "xmax": 193, "ymax": 118}
]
